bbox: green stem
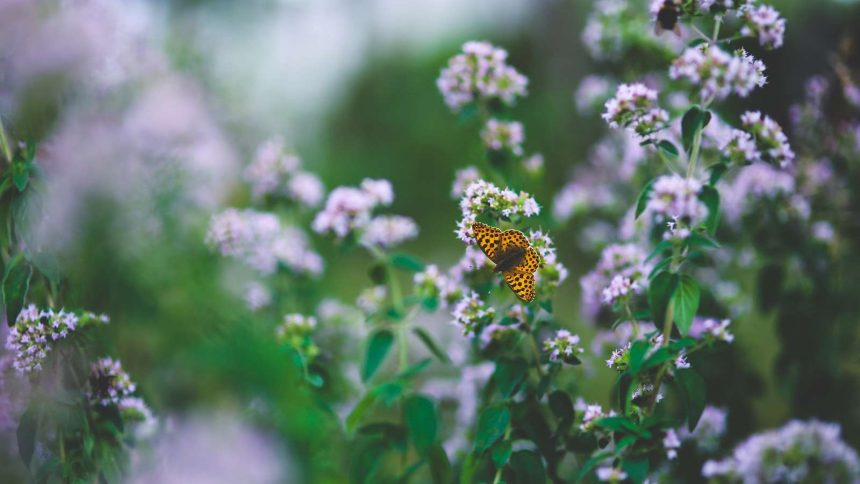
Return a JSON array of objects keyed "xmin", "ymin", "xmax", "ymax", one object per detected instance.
[
  {"xmin": 369, "ymin": 245, "xmax": 409, "ymax": 370},
  {"xmin": 623, "ymin": 303, "xmax": 639, "ymax": 338},
  {"xmin": 528, "ymin": 335, "xmax": 546, "ymax": 377},
  {"xmin": 0, "ymin": 116, "xmax": 11, "ymax": 164},
  {"xmin": 686, "ymin": 127, "xmax": 703, "ymax": 180},
  {"xmin": 712, "ymin": 16, "xmax": 722, "ymax": 44}
]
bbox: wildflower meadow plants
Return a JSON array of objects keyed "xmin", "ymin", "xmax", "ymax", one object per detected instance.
[{"xmin": 4, "ymin": 1, "xmax": 860, "ymax": 483}]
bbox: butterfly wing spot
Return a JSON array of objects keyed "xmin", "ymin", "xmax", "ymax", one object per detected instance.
[
  {"xmin": 504, "ymin": 271, "xmax": 536, "ymax": 302},
  {"xmin": 472, "ymin": 222, "xmax": 503, "ymax": 263},
  {"xmin": 501, "ymin": 229, "xmax": 530, "ymax": 254}
]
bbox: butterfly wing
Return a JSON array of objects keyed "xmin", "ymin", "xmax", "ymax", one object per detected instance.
[
  {"xmin": 515, "ymin": 247, "xmax": 541, "ymax": 274},
  {"xmin": 502, "ymin": 230, "xmax": 541, "ymax": 274},
  {"xmin": 503, "ymin": 271, "xmax": 536, "ymax": 302},
  {"xmin": 472, "ymin": 222, "xmax": 503, "ymax": 263}
]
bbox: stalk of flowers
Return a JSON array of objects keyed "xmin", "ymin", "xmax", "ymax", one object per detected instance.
[
  {"xmin": 243, "ymin": 136, "xmax": 325, "ymax": 207},
  {"xmin": 436, "ymin": 41, "xmax": 527, "ymax": 112},
  {"xmin": 580, "ymin": 243, "xmax": 651, "ymax": 322},
  {"xmin": 86, "ymin": 357, "xmax": 137, "ymax": 407},
  {"xmin": 543, "ymin": 330, "xmax": 585, "ymax": 365},
  {"xmin": 480, "ymin": 118, "xmax": 524, "ymax": 156},
  {"xmin": 5, "ymin": 305, "xmax": 109, "ymax": 375},
  {"xmin": 275, "ymin": 313, "xmax": 319, "ymax": 361}
]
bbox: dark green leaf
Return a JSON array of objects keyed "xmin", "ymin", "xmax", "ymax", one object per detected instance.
[
  {"xmin": 676, "ymin": 369, "xmax": 706, "ymax": 432},
  {"xmin": 575, "ymin": 450, "xmax": 614, "ymax": 481},
  {"xmin": 642, "ymin": 347, "xmax": 675, "ymax": 370},
  {"xmin": 427, "ymin": 445, "xmax": 452, "ymax": 484},
  {"xmin": 687, "ymin": 233, "xmax": 720, "ymax": 249},
  {"xmin": 11, "ymin": 160, "xmax": 29, "ymax": 192},
  {"xmin": 657, "ymin": 140, "xmax": 680, "ymax": 161},
  {"xmin": 391, "ymin": 253, "xmax": 425, "ymax": 272},
  {"xmin": 539, "ymin": 299, "xmax": 553, "ymax": 313},
  {"xmin": 626, "ymin": 340, "xmax": 650, "ymax": 375},
  {"xmin": 396, "ymin": 358, "xmax": 432, "ymax": 380},
  {"xmin": 648, "ymin": 257, "xmax": 672, "ymax": 280},
  {"xmin": 491, "ymin": 439, "xmax": 512, "ymax": 468},
  {"xmin": 3, "ymin": 256, "xmax": 32, "ymax": 326},
  {"xmin": 635, "ymin": 179, "xmax": 656, "ymax": 219},
  {"xmin": 699, "ymin": 185, "xmax": 720, "ymax": 235},
  {"xmin": 648, "ymin": 271, "xmax": 678, "ymax": 327},
  {"xmin": 623, "ymin": 458, "xmax": 650, "ymax": 484},
  {"xmin": 375, "ymin": 381, "xmax": 405, "ymax": 405},
  {"xmin": 594, "ymin": 416, "xmax": 650, "ymax": 438},
  {"xmin": 646, "ymin": 239, "xmax": 673, "ymax": 262},
  {"xmin": 475, "ymin": 404, "xmax": 510, "ymax": 452},
  {"xmin": 548, "ymin": 390, "xmax": 574, "ymax": 421},
  {"xmin": 510, "ymin": 450, "xmax": 546, "ymax": 484},
  {"xmin": 681, "ymin": 105, "xmax": 711, "ymax": 154},
  {"xmin": 493, "ymin": 358, "xmax": 527, "ymax": 398},
  {"xmin": 412, "ymin": 327, "xmax": 450, "ymax": 363},
  {"xmin": 306, "ymin": 373, "xmax": 324, "ymax": 387},
  {"xmin": 346, "ymin": 392, "xmax": 378, "ymax": 433},
  {"xmin": 362, "ymin": 329, "xmax": 394, "ymax": 382},
  {"xmin": 368, "ymin": 263, "xmax": 387, "ymax": 285},
  {"xmin": 708, "ymin": 162, "xmax": 729, "ymax": 185},
  {"xmin": 672, "ymin": 275, "xmax": 700, "ymax": 336},
  {"xmin": 404, "ymin": 394, "xmax": 437, "ymax": 454},
  {"xmin": 16, "ymin": 407, "xmax": 37, "ymax": 467}
]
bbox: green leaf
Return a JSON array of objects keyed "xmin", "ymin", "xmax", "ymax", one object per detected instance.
[
  {"xmin": 362, "ymin": 329, "xmax": 394, "ymax": 382},
  {"xmin": 396, "ymin": 358, "xmax": 432, "ymax": 380},
  {"xmin": 635, "ymin": 178, "xmax": 656, "ymax": 219},
  {"xmin": 510, "ymin": 450, "xmax": 546, "ymax": 484},
  {"xmin": 623, "ymin": 458, "xmax": 650, "ymax": 484},
  {"xmin": 676, "ymin": 369, "xmax": 706, "ymax": 432},
  {"xmin": 648, "ymin": 270, "xmax": 678, "ymax": 327},
  {"xmin": 3, "ymin": 256, "xmax": 32, "ymax": 326},
  {"xmin": 346, "ymin": 392, "xmax": 378, "ymax": 433},
  {"xmin": 539, "ymin": 299, "xmax": 553, "ymax": 314},
  {"xmin": 699, "ymin": 185, "xmax": 720, "ymax": 235},
  {"xmin": 657, "ymin": 140, "xmax": 680, "ymax": 161},
  {"xmin": 681, "ymin": 105, "xmax": 712, "ymax": 154},
  {"xmin": 475, "ymin": 404, "xmax": 510, "ymax": 452},
  {"xmin": 548, "ymin": 390, "xmax": 574, "ymax": 421},
  {"xmin": 641, "ymin": 347, "xmax": 675, "ymax": 370},
  {"xmin": 368, "ymin": 262, "xmax": 387, "ymax": 285},
  {"xmin": 672, "ymin": 275, "xmax": 700, "ymax": 336},
  {"xmin": 594, "ymin": 416, "xmax": 651, "ymax": 438},
  {"xmin": 491, "ymin": 439, "xmax": 512, "ymax": 468},
  {"xmin": 687, "ymin": 233, "xmax": 720, "ymax": 249},
  {"xmin": 412, "ymin": 327, "xmax": 450, "ymax": 363},
  {"xmin": 427, "ymin": 445, "xmax": 452, "ymax": 484},
  {"xmin": 493, "ymin": 358, "xmax": 527, "ymax": 398},
  {"xmin": 404, "ymin": 394, "xmax": 437, "ymax": 454},
  {"xmin": 575, "ymin": 450, "xmax": 614, "ymax": 481},
  {"xmin": 708, "ymin": 162, "xmax": 729, "ymax": 185},
  {"xmin": 306, "ymin": 373, "xmax": 324, "ymax": 387},
  {"xmin": 11, "ymin": 158, "xmax": 30, "ymax": 192},
  {"xmin": 16, "ymin": 407, "xmax": 37, "ymax": 467},
  {"xmin": 646, "ymin": 239, "xmax": 673, "ymax": 262},
  {"xmin": 626, "ymin": 340, "xmax": 650, "ymax": 375},
  {"xmin": 391, "ymin": 253, "xmax": 425, "ymax": 272}
]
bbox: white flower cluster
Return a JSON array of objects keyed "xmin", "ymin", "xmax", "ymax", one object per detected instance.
[
  {"xmin": 703, "ymin": 420, "xmax": 860, "ymax": 482},
  {"xmin": 580, "ymin": 244, "xmax": 650, "ymax": 320},
  {"xmin": 543, "ymin": 329, "xmax": 584, "ymax": 364},
  {"xmin": 737, "ymin": 110, "xmax": 795, "ymax": 168},
  {"xmin": 664, "ymin": 428, "xmax": 681, "ymax": 460},
  {"xmin": 244, "ymin": 281, "xmax": 272, "ymax": 311},
  {"xmin": 480, "ymin": 119, "xmax": 525, "ymax": 155},
  {"xmin": 87, "ymin": 357, "xmax": 137, "ymax": 407},
  {"xmin": 596, "ymin": 466, "xmax": 627, "ymax": 483},
  {"xmin": 451, "ymin": 291, "xmax": 496, "ymax": 336},
  {"xmin": 690, "ymin": 317, "xmax": 735, "ymax": 343},
  {"xmin": 5, "ymin": 305, "xmax": 85, "ymax": 374},
  {"xmin": 601, "ymin": 274, "xmax": 640, "ymax": 306},
  {"xmin": 276, "ymin": 314, "xmax": 317, "ymax": 338},
  {"xmin": 413, "ymin": 265, "xmax": 462, "ymax": 308},
  {"xmin": 720, "ymin": 162, "xmax": 795, "ymax": 225},
  {"xmin": 450, "ymin": 166, "xmax": 481, "ymax": 198},
  {"xmin": 678, "ymin": 405, "xmax": 727, "ymax": 452},
  {"xmin": 602, "ymin": 83, "xmax": 669, "ymax": 141},
  {"xmin": 528, "ymin": 230, "xmax": 568, "ymax": 291},
  {"xmin": 359, "ymin": 215, "xmax": 419, "ymax": 249},
  {"xmin": 740, "ymin": 3, "xmax": 786, "ymax": 50},
  {"xmin": 646, "ymin": 174, "xmax": 708, "ymax": 224},
  {"xmin": 357, "ymin": 286, "xmax": 388, "ymax": 315},
  {"xmin": 575, "ymin": 75, "xmax": 615, "ymax": 115},
  {"xmin": 456, "ymin": 180, "xmax": 540, "ymax": 243},
  {"xmin": 577, "ymin": 399, "xmax": 616, "ymax": 432},
  {"xmin": 436, "ymin": 41, "xmax": 527, "ymax": 112},
  {"xmin": 669, "ymin": 44, "xmax": 767, "ymax": 102},
  {"xmin": 313, "ymin": 179, "xmax": 418, "ymax": 249},
  {"xmin": 243, "ymin": 136, "xmax": 324, "ymax": 207},
  {"xmin": 206, "ymin": 208, "xmax": 323, "ymax": 276}
]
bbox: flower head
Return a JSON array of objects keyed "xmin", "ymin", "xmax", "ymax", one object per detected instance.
[
  {"xmin": 360, "ymin": 215, "xmax": 419, "ymax": 249},
  {"xmin": 740, "ymin": 3, "xmax": 786, "ymax": 50},
  {"xmin": 5, "ymin": 306, "xmax": 85, "ymax": 374},
  {"xmin": 580, "ymin": 244, "xmax": 650, "ymax": 320},
  {"xmin": 602, "ymin": 83, "xmax": 669, "ymax": 141},
  {"xmin": 312, "ymin": 179, "xmax": 393, "ymax": 239},
  {"xmin": 87, "ymin": 357, "xmax": 136, "ymax": 407},
  {"xmin": 481, "ymin": 119, "xmax": 525, "ymax": 155},
  {"xmin": 646, "ymin": 174, "xmax": 708, "ymax": 224},
  {"xmin": 543, "ymin": 329, "xmax": 584, "ymax": 364},
  {"xmin": 738, "ymin": 111, "xmax": 794, "ymax": 168},
  {"xmin": 669, "ymin": 44, "xmax": 767, "ymax": 102},
  {"xmin": 455, "ymin": 180, "xmax": 539, "ymax": 243},
  {"xmin": 690, "ymin": 317, "xmax": 734, "ymax": 343},
  {"xmin": 437, "ymin": 41, "xmax": 527, "ymax": 112},
  {"xmin": 451, "ymin": 291, "xmax": 496, "ymax": 336}
]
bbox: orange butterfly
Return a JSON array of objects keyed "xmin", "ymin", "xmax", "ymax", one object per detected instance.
[{"xmin": 472, "ymin": 222, "xmax": 541, "ymax": 302}]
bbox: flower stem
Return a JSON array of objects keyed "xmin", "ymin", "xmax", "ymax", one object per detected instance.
[
  {"xmin": 712, "ymin": 16, "xmax": 722, "ymax": 43},
  {"xmin": 0, "ymin": 116, "xmax": 11, "ymax": 165},
  {"xmin": 687, "ymin": 126, "xmax": 703, "ymax": 180}
]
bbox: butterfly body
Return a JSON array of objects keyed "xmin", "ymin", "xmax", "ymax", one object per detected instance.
[
  {"xmin": 492, "ymin": 245, "xmax": 526, "ymax": 273},
  {"xmin": 472, "ymin": 222, "xmax": 541, "ymax": 302}
]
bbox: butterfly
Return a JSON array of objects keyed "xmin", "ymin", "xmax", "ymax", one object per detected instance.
[{"xmin": 472, "ymin": 222, "xmax": 541, "ymax": 302}]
